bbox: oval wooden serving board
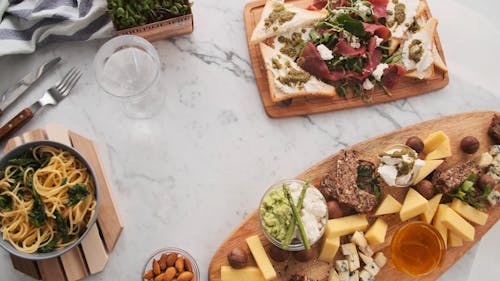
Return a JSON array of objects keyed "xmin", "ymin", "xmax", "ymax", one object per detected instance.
[
  {"xmin": 244, "ymin": 0, "xmax": 449, "ymax": 118},
  {"xmin": 209, "ymin": 111, "xmax": 500, "ymax": 281}
]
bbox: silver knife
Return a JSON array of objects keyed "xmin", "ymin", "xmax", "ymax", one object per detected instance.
[{"xmin": 0, "ymin": 57, "xmax": 61, "ymax": 116}]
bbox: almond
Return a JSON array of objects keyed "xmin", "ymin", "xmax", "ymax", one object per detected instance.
[
  {"xmin": 153, "ymin": 259, "xmax": 161, "ymax": 275},
  {"xmin": 184, "ymin": 259, "xmax": 193, "ymax": 272},
  {"xmin": 164, "ymin": 267, "xmax": 176, "ymax": 281},
  {"xmin": 166, "ymin": 253, "xmax": 178, "ymax": 267},
  {"xmin": 143, "ymin": 269, "xmax": 154, "ymax": 279},
  {"xmin": 154, "ymin": 272, "xmax": 166, "ymax": 281},
  {"xmin": 176, "ymin": 271, "xmax": 194, "ymax": 281},
  {"xmin": 159, "ymin": 253, "xmax": 168, "ymax": 270},
  {"xmin": 175, "ymin": 256, "xmax": 185, "ymax": 273}
]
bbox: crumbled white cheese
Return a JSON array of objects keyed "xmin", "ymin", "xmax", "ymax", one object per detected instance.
[
  {"xmin": 375, "ymin": 36, "xmax": 383, "ymax": 47},
  {"xmin": 317, "ymin": 44, "xmax": 334, "ymax": 60},
  {"xmin": 356, "ymin": 2, "xmax": 372, "ymax": 17},
  {"xmin": 350, "ymin": 35, "xmax": 361, "ymax": 49},
  {"xmin": 372, "ymin": 63, "xmax": 389, "ymax": 81},
  {"xmin": 362, "ymin": 79, "xmax": 374, "ymax": 90}
]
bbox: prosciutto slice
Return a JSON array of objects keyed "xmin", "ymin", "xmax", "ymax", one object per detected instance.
[
  {"xmin": 335, "ymin": 38, "xmax": 366, "ymax": 57},
  {"xmin": 300, "ymin": 42, "xmax": 345, "ymax": 81},
  {"xmin": 308, "ymin": 0, "xmax": 348, "ymax": 10},
  {"xmin": 381, "ymin": 64, "xmax": 406, "ymax": 89},
  {"xmin": 362, "ymin": 22, "xmax": 390, "ymax": 41},
  {"xmin": 368, "ymin": 0, "xmax": 389, "ymax": 20}
]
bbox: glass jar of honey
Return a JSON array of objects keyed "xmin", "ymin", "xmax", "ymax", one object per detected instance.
[{"xmin": 391, "ymin": 221, "xmax": 446, "ymax": 276}]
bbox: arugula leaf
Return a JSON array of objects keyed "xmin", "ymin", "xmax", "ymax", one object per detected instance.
[
  {"xmin": 28, "ymin": 171, "xmax": 47, "ymax": 227},
  {"xmin": 38, "ymin": 237, "xmax": 57, "ymax": 253},
  {"xmin": 67, "ymin": 184, "xmax": 89, "ymax": 206},
  {"xmin": 54, "ymin": 210, "xmax": 68, "ymax": 241},
  {"xmin": 0, "ymin": 195, "xmax": 12, "ymax": 211},
  {"xmin": 335, "ymin": 14, "xmax": 366, "ymax": 38}
]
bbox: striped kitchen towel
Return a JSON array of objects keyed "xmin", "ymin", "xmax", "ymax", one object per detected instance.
[{"xmin": 0, "ymin": 0, "xmax": 114, "ymax": 56}]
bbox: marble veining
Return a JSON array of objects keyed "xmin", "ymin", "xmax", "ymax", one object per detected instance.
[{"xmin": 0, "ymin": 0, "xmax": 498, "ymax": 280}]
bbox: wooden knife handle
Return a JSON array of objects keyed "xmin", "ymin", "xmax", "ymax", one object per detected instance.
[{"xmin": 0, "ymin": 108, "xmax": 34, "ymax": 141}]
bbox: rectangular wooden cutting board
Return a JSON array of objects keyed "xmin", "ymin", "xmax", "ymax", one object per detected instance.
[
  {"xmin": 208, "ymin": 111, "xmax": 500, "ymax": 281},
  {"xmin": 244, "ymin": 0, "xmax": 449, "ymax": 118},
  {"xmin": 4, "ymin": 124, "xmax": 123, "ymax": 281}
]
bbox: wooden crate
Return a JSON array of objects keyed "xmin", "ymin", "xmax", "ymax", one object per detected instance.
[
  {"xmin": 114, "ymin": 1, "xmax": 194, "ymax": 42},
  {"xmin": 5, "ymin": 124, "xmax": 123, "ymax": 281}
]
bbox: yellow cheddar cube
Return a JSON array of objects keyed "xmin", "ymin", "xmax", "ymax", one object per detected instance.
[
  {"xmin": 433, "ymin": 204, "xmax": 449, "ymax": 248},
  {"xmin": 319, "ymin": 235, "xmax": 340, "ymax": 263},
  {"xmin": 413, "ymin": 159, "xmax": 444, "ymax": 184},
  {"xmin": 420, "ymin": 193, "xmax": 443, "ymax": 224},
  {"xmin": 423, "ymin": 131, "xmax": 449, "ymax": 154},
  {"xmin": 400, "ymin": 188, "xmax": 429, "ymax": 221},
  {"xmin": 365, "ymin": 218, "xmax": 388, "ymax": 246},
  {"xmin": 441, "ymin": 207, "xmax": 475, "ymax": 241},
  {"xmin": 245, "ymin": 235, "xmax": 276, "ymax": 281},
  {"xmin": 221, "ymin": 266, "xmax": 266, "ymax": 281},
  {"xmin": 425, "ymin": 140, "xmax": 452, "ymax": 160},
  {"xmin": 447, "ymin": 231, "xmax": 463, "ymax": 248},
  {"xmin": 450, "ymin": 198, "xmax": 488, "ymax": 226},
  {"xmin": 374, "ymin": 195, "xmax": 402, "ymax": 216},
  {"xmin": 327, "ymin": 214, "xmax": 369, "ymax": 237}
]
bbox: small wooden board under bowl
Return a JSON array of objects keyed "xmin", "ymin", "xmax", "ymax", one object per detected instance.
[
  {"xmin": 3, "ymin": 124, "xmax": 123, "ymax": 281},
  {"xmin": 208, "ymin": 111, "xmax": 500, "ymax": 281},
  {"xmin": 244, "ymin": 0, "xmax": 449, "ymax": 118}
]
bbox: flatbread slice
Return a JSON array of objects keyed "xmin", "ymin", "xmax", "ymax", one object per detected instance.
[
  {"xmin": 250, "ymin": 0, "xmax": 328, "ymax": 44},
  {"xmin": 259, "ymin": 43, "xmax": 336, "ymax": 102},
  {"xmin": 402, "ymin": 18, "xmax": 438, "ymax": 79},
  {"xmin": 432, "ymin": 44, "xmax": 448, "ymax": 73}
]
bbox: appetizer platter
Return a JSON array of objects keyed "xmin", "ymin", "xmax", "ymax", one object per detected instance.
[
  {"xmin": 244, "ymin": 0, "xmax": 449, "ymax": 118},
  {"xmin": 1, "ymin": 125, "xmax": 123, "ymax": 281},
  {"xmin": 208, "ymin": 111, "xmax": 500, "ymax": 281}
]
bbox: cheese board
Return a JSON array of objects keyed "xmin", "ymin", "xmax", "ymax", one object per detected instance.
[
  {"xmin": 208, "ymin": 111, "xmax": 500, "ymax": 281},
  {"xmin": 244, "ymin": 0, "xmax": 449, "ymax": 118}
]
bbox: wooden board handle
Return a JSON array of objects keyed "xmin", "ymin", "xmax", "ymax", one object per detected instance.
[{"xmin": 0, "ymin": 108, "xmax": 33, "ymax": 141}]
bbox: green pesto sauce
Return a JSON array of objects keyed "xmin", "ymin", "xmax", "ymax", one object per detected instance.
[
  {"xmin": 260, "ymin": 188, "xmax": 292, "ymax": 243},
  {"xmin": 277, "ymin": 32, "xmax": 304, "ymax": 58},
  {"xmin": 408, "ymin": 39, "xmax": 424, "ymax": 63},
  {"xmin": 264, "ymin": 3, "xmax": 296, "ymax": 29},
  {"xmin": 272, "ymin": 57, "xmax": 282, "ymax": 70},
  {"xmin": 394, "ymin": 3, "xmax": 406, "ymax": 25},
  {"xmin": 379, "ymin": 147, "xmax": 417, "ymax": 177},
  {"xmin": 277, "ymin": 67, "xmax": 311, "ymax": 89},
  {"xmin": 408, "ymin": 20, "xmax": 421, "ymax": 33}
]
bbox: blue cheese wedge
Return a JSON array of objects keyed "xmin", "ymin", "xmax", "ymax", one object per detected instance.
[
  {"xmin": 364, "ymin": 261, "xmax": 380, "ymax": 276},
  {"xmin": 349, "ymin": 270, "xmax": 359, "ymax": 281},
  {"xmin": 487, "ymin": 190, "xmax": 500, "ymax": 206},
  {"xmin": 359, "ymin": 270, "xmax": 375, "ymax": 281},
  {"xmin": 339, "ymin": 271, "xmax": 350, "ymax": 281},
  {"xmin": 329, "ymin": 269, "xmax": 341, "ymax": 281},
  {"xmin": 373, "ymin": 252, "xmax": 387, "ymax": 268},
  {"xmin": 341, "ymin": 243, "xmax": 360, "ymax": 272},
  {"xmin": 336, "ymin": 260, "xmax": 349, "ymax": 273},
  {"xmin": 359, "ymin": 253, "xmax": 374, "ymax": 265}
]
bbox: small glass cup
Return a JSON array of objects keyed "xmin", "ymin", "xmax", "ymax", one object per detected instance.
[
  {"xmin": 391, "ymin": 221, "xmax": 446, "ymax": 276},
  {"xmin": 258, "ymin": 179, "xmax": 327, "ymax": 251},
  {"xmin": 94, "ymin": 35, "xmax": 164, "ymax": 119},
  {"xmin": 142, "ymin": 247, "xmax": 200, "ymax": 281}
]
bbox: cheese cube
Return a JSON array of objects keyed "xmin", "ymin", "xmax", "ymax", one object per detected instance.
[
  {"xmin": 440, "ymin": 206, "xmax": 475, "ymax": 241},
  {"xmin": 339, "ymin": 271, "xmax": 350, "ymax": 281},
  {"xmin": 420, "ymin": 193, "xmax": 443, "ymax": 224},
  {"xmin": 433, "ymin": 204, "xmax": 449, "ymax": 248},
  {"xmin": 478, "ymin": 152, "xmax": 494, "ymax": 168},
  {"xmin": 327, "ymin": 215, "xmax": 369, "ymax": 237},
  {"xmin": 359, "ymin": 253, "xmax": 373, "ymax": 265},
  {"xmin": 373, "ymin": 252, "xmax": 387, "ymax": 268},
  {"xmin": 450, "ymin": 198, "xmax": 488, "ymax": 225},
  {"xmin": 365, "ymin": 218, "xmax": 388, "ymax": 246},
  {"xmin": 447, "ymin": 231, "xmax": 463, "ymax": 247},
  {"xmin": 245, "ymin": 235, "xmax": 277, "ymax": 281},
  {"xmin": 364, "ymin": 261, "xmax": 380, "ymax": 276},
  {"xmin": 336, "ymin": 260, "xmax": 349, "ymax": 272},
  {"xmin": 413, "ymin": 159, "xmax": 444, "ymax": 184},
  {"xmin": 423, "ymin": 131, "xmax": 449, "ymax": 154},
  {"xmin": 221, "ymin": 266, "xmax": 266, "ymax": 281},
  {"xmin": 319, "ymin": 236, "xmax": 340, "ymax": 263},
  {"xmin": 359, "ymin": 270, "xmax": 374, "ymax": 281},
  {"xmin": 400, "ymin": 188, "xmax": 429, "ymax": 221},
  {"xmin": 349, "ymin": 270, "xmax": 359, "ymax": 281},
  {"xmin": 341, "ymin": 243, "xmax": 360, "ymax": 272},
  {"xmin": 487, "ymin": 190, "xmax": 500, "ymax": 206},
  {"xmin": 351, "ymin": 231, "xmax": 368, "ymax": 249},
  {"xmin": 374, "ymin": 195, "xmax": 402, "ymax": 216},
  {"xmin": 425, "ymin": 140, "xmax": 452, "ymax": 160},
  {"xmin": 328, "ymin": 269, "xmax": 340, "ymax": 281}
]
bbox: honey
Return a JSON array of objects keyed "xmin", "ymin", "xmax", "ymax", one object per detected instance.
[{"xmin": 391, "ymin": 221, "xmax": 446, "ymax": 276}]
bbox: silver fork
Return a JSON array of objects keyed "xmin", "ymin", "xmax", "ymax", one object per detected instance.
[{"xmin": 0, "ymin": 68, "xmax": 82, "ymax": 141}]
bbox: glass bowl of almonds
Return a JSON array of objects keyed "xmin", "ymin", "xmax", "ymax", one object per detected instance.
[{"xmin": 142, "ymin": 247, "xmax": 199, "ymax": 281}]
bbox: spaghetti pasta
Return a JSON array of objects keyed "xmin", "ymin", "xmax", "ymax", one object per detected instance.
[{"xmin": 0, "ymin": 145, "xmax": 96, "ymax": 254}]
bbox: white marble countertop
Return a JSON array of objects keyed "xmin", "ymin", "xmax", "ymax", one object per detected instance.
[{"xmin": 0, "ymin": 0, "xmax": 499, "ymax": 280}]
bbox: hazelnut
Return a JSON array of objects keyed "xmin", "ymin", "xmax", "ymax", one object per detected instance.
[
  {"xmin": 460, "ymin": 136, "xmax": 480, "ymax": 154},
  {"xmin": 405, "ymin": 136, "xmax": 424, "ymax": 153},
  {"xmin": 327, "ymin": 201, "xmax": 344, "ymax": 219},
  {"xmin": 416, "ymin": 179, "xmax": 434, "ymax": 200},
  {"xmin": 293, "ymin": 246, "xmax": 317, "ymax": 262},
  {"xmin": 268, "ymin": 244, "xmax": 290, "ymax": 262},
  {"xmin": 479, "ymin": 174, "xmax": 496, "ymax": 189},
  {"xmin": 227, "ymin": 247, "xmax": 248, "ymax": 269}
]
